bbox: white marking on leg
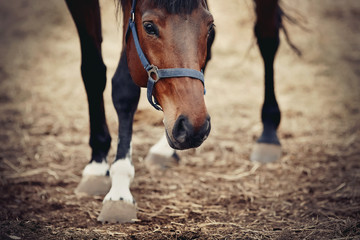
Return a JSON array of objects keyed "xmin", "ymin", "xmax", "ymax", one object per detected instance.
[
  {"xmin": 145, "ymin": 133, "xmax": 179, "ymax": 171},
  {"xmin": 149, "ymin": 133, "xmax": 175, "ymax": 158},
  {"xmin": 82, "ymin": 159, "xmax": 109, "ymax": 176},
  {"xmin": 103, "ymin": 149, "xmax": 135, "ymax": 204},
  {"xmin": 75, "ymin": 159, "xmax": 111, "ymax": 195}
]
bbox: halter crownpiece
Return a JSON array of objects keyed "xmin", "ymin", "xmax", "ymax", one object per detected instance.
[{"xmin": 126, "ymin": 0, "xmax": 206, "ymax": 111}]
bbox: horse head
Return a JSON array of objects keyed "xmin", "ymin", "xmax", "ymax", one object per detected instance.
[{"xmin": 124, "ymin": 0, "xmax": 215, "ymax": 150}]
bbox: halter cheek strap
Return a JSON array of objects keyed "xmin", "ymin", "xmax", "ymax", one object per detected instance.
[{"xmin": 126, "ymin": 0, "xmax": 206, "ymax": 111}]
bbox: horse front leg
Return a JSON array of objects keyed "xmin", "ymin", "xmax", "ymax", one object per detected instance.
[
  {"xmin": 251, "ymin": 0, "xmax": 282, "ymax": 163},
  {"xmin": 144, "ymin": 133, "xmax": 180, "ymax": 172},
  {"xmin": 65, "ymin": 0, "xmax": 112, "ymax": 195},
  {"xmin": 97, "ymin": 50, "xmax": 140, "ymax": 223}
]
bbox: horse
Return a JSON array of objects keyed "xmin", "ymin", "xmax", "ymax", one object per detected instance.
[{"xmin": 65, "ymin": 0, "xmax": 282, "ymax": 223}]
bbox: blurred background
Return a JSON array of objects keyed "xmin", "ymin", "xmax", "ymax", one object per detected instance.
[{"xmin": 0, "ymin": 0, "xmax": 359, "ymax": 239}]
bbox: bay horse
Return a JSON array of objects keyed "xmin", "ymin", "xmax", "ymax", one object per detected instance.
[{"xmin": 65, "ymin": 0, "xmax": 282, "ymax": 223}]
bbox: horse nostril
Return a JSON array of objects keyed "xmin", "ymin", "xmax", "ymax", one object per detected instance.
[
  {"xmin": 172, "ymin": 116, "xmax": 192, "ymax": 144},
  {"xmin": 171, "ymin": 115, "xmax": 211, "ymax": 148},
  {"xmin": 201, "ymin": 117, "xmax": 211, "ymax": 139}
]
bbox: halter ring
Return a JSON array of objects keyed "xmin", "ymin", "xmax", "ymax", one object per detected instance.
[{"xmin": 147, "ymin": 65, "xmax": 160, "ymax": 82}]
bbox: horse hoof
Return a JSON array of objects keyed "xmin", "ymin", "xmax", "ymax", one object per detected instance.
[
  {"xmin": 75, "ymin": 175, "xmax": 111, "ymax": 196},
  {"xmin": 97, "ymin": 200, "xmax": 137, "ymax": 223},
  {"xmin": 250, "ymin": 143, "xmax": 282, "ymax": 163},
  {"xmin": 144, "ymin": 152, "xmax": 180, "ymax": 172}
]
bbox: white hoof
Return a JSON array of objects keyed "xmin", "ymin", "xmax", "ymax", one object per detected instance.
[
  {"xmin": 97, "ymin": 200, "xmax": 137, "ymax": 223},
  {"xmin": 250, "ymin": 143, "xmax": 282, "ymax": 163},
  {"xmin": 145, "ymin": 152, "xmax": 180, "ymax": 171},
  {"xmin": 75, "ymin": 160, "xmax": 110, "ymax": 196},
  {"xmin": 145, "ymin": 134, "xmax": 179, "ymax": 172},
  {"xmin": 98, "ymin": 159, "xmax": 136, "ymax": 223},
  {"xmin": 75, "ymin": 175, "xmax": 111, "ymax": 196}
]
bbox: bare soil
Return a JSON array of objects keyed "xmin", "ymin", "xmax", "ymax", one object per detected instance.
[{"xmin": 0, "ymin": 0, "xmax": 359, "ymax": 239}]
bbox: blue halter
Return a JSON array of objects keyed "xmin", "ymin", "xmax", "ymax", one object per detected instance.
[{"xmin": 126, "ymin": 0, "xmax": 205, "ymax": 111}]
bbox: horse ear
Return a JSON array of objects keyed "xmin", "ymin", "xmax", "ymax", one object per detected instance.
[{"xmin": 202, "ymin": 0, "xmax": 209, "ymax": 10}]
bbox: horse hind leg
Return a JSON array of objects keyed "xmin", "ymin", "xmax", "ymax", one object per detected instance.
[
  {"xmin": 250, "ymin": 0, "xmax": 282, "ymax": 163},
  {"xmin": 65, "ymin": 0, "xmax": 111, "ymax": 195}
]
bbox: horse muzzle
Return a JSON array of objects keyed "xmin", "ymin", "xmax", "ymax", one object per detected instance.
[{"xmin": 165, "ymin": 115, "xmax": 211, "ymax": 150}]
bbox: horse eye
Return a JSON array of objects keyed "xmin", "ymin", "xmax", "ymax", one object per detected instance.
[
  {"xmin": 208, "ymin": 23, "xmax": 215, "ymax": 35},
  {"xmin": 143, "ymin": 22, "xmax": 158, "ymax": 36}
]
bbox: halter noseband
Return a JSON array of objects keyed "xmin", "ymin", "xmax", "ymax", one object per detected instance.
[{"xmin": 126, "ymin": 0, "xmax": 205, "ymax": 111}]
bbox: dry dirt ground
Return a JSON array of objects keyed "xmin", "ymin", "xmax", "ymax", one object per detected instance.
[{"xmin": 0, "ymin": 0, "xmax": 359, "ymax": 239}]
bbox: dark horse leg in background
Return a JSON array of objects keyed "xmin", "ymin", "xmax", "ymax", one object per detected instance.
[
  {"xmin": 251, "ymin": 0, "xmax": 282, "ymax": 163},
  {"xmin": 65, "ymin": 0, "xmax": 112, "ymax": 194}
]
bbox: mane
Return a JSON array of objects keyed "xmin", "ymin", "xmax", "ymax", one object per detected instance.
[
  {"xmin": 149, "ymin": 0, "xmax": 201, "ymax": 14},
  {"xmin": 119, "ymin": 0, "xmax": 202, "ymax": 14}
]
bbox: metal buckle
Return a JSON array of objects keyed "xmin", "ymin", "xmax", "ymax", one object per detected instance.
[{"xmin": 147, "ymin": 65, "xmax": 159, "ymax": 82}]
